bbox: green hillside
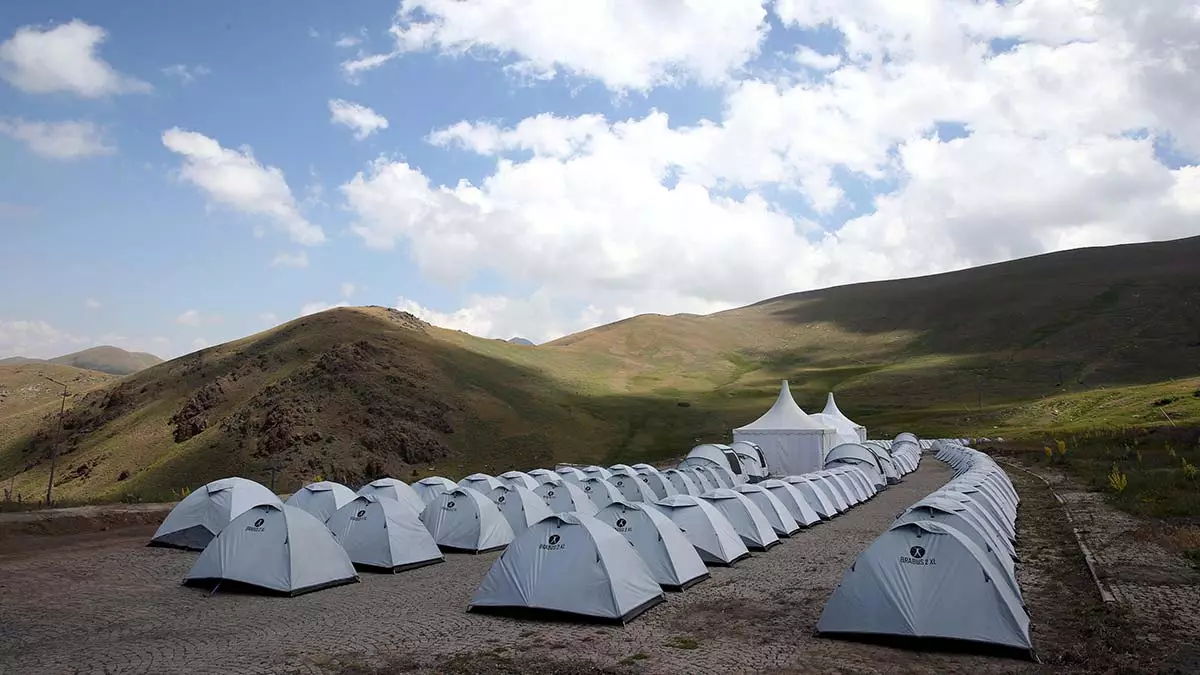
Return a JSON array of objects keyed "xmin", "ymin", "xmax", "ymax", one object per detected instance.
[
  {"xmin": 1, "ymin": 346, "xmax": 164, "ymax": 376},
  {"xmin": 3, "ymin": 236, "xmax": 1199, "ymax": 503}
]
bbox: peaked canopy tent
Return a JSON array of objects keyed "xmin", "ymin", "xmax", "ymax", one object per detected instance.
[
  {"xmin": 656, "ymin": 494, "xmax": 751, "ymax": 566},
  {"xmin": 701, "ymin": 488, "xmax": 781, "ymax": 550},
  {"xmin": 184, "ymin": 503, "xmax": 358, "ymax": 596},
  {"xmin": 421, "ymin": 487, "xmax": 515, "ymax": 553},
  {"xmin": 150, "ymin": 477, "xmax": 281, "ymax": 550},
  {"xmin": 810, "ymin": 413, "xmax": 862, "ymax": 448},
  {"xmin": 326, "ymin": 495, "xmax": 444, "ymax": 573},
  {"xmin": 357, "ymin": 478, "xmax": 426, "ymax": 514},
  {"xmin": 733, "ymin": 381, "xmax": 836, "ymax": 476},
  {"xmin": 412, "ymin": 476, "xmax": 459, "ymax": 505},
  {"xmin": 497, "ymin": 471, "xmax": 540, "ymax": 490},
  {"xmin": 534, "ymin": 481, "xmax": 599, "ymax": 516},
  {"xmin": 597, "ymin": 501, "xmax": 709, "ymax": 590},
  {"xmin": 817, "ymin": 520, "xmax": 1033, "ymax": 658},
  {"xmin": 822, "ymin": 392, "xmax": 867, "ymax": 442},
  {"xmin": 489, "ymin": 484, "xmax": 555, "ymax": 534},
  {"xmin": 757, "ymin": 479, "xmax": 822, "ymax": 526},
  {"xmin": 469, "ymin": 513, "xmax": 666, "ymax": 624},
  {"xmin": 286, "ymin": 481, "xmax": 358, "ymax": 523}
]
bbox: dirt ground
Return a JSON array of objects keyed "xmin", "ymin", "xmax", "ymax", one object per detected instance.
[{"xmin": 1, "ymin": 458, "xmax": 1192, "ymax": 675}]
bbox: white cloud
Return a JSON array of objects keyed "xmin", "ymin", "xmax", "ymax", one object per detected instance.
[
  {"xmin": 299, "ymin": 301, "xmax": 350, "ymax": 317},
  {"xmin": 792, "ymin": 46, "xmax": 841, "ymax": 71},
  {"xmin": 85, "ymin": 298, "xmax": 101, "ymax": 311},
  {"xmin": 345, "ymin": 0, "xmax": 770, "ymax": 90},
  {"xmin": 0, "ymin": 20, "xmax": 150, "ymax": 97},
  {"xmin": 162, "ymin": 64, "xmax": 211, "ymax": 84},
  {"xmin": 328, "ymin": 99, "xmax": 388, "ymax": 140},
  {"xmin": 162, "ymin": 128, "xmax": 325, "ymax": 245},
  {"xmin": 270, "ymin": 251, "xmax": 309, "ymax": 268},
  {"xmin": 175, "ymin": 310, "xmax": 202, "ymax": 327},
  {"xmin": 340, "ymin": 282, "xmax": 356, "ymax": 298},
  {"xmin": 339, "ymin": 0, "xmax": 1200, "ymax": 342},
  {"xmin": 0, "ymin": 319, "xmax": 88, "ymax": 359},
  {"xmin": 335, "ymin": 34, "xmax": 363, "ymax": 48},
  {"xmin": 0, "ymin": 119, "xmax": 114, "ymax": 159}
]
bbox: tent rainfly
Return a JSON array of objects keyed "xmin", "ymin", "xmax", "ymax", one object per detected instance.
[
  {"xmin": 822, "ymin": 392, "xmax": 868, "ymax": 443},
  {"xmin": 581, "ymin": 465, "xmax": 613, "ymax": 480},
  {"xmin": 489, "ymin": 484, "xmax": 555, "ymax": 534},
  {"xmin": 184, "ymin": 503, "xmax": 358, "ymax": 595},
  {"xmin": 285, "ymin": 481, "xmax": 358, "ymax": 523},
  {"xmin": 469, "ymin": 513, "xmax": 666, "ymax": 624},
  {"xmin": 326, "ymin": 495, "xmax": 444, "ymax": 572},
  {"xmin": 597, "ymin": 501, "xmax": 709, "ymax": 590},
  {"xmin": 357, "ymin": 478, "xmax": 426, "ymax": 514},
  {"xmin": 579, "ymin": 476, "xmax": 624, "ymax": 510},
  {"xmin": 701, "ymin": 488, "xmax": 781, "ymax": 550},
  {"xmin": 662, "ymin": 469, "xmax": 702, "ymax": 496},
  {"xmin": 656, "ymin": 494, "xmax": 751, "ymax": 565},
  {"xmin": 733, "ymin": 381, "xmax": 836, "ymax": 475},
  {"xmin": 459, "ymin": 473, "xmax": 504, "ymax": 493},
  {"xmin": 757, "ymin": 479, "xmax": 822, "ymax": 526},
  {"xmin": 817, "ymin": 520, "xmax": 1033, "ymax": 658},
  {"xmin": 412, "ymin": 476, "xmax": 459, "ymax": 505},
  {"xmin": 636, "ymin": 468, "xmax": 680, "ymax": 500},
  {"xmin": 526, "ymin": 469, "xmax": 563, "ymax": 486},
  {"xmin": 421, "ymin": 487, "xmax": 515, "ymax": 553},
  {"xmin": 679, "ymin": 444, "xmax": 743, "ymax": 486},
  {"xmin": 824, "ymin": 444, "xmax": 886, "ymax": 490},
  {"xmin": 606, "ymin": 472, "xmax": 659, "ymax": 503},
  {"xmin": 733, "ymin": 484, "xmax": 801, "ymax": 536},
  {"xmin": 730, "ymin": 440, "xmax": 769, "ymax": 481},
  {"xmin": 786, "ymin": 475, "xmax": 843, "ymax": 517},
  {"xmin": 150, "ymin": 477, "xmax": 281, "ymax": 550},
  {"xmin": 497, "ymin": 471, "xmax": 541, "ymax": 490},
  {"xmin": 534, "ymin": 481, "xmax": 600, "ymax": 516},
  {"xmin": 554, "ymin": 466, "xmax": 588, "ymax": 484}
]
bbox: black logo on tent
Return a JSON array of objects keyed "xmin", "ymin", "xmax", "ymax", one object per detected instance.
[
  {"xmin": 497, "ymin": 496, "xmax": 506, "ymax": 503},
  {"xmin": 910, "ymin": 546, "xmax": 926, "ymax": 559},
  {"xmin": 901, "ymin": 545, "xmax": 935, "ymax": 566},
  {"xmin": 616, "ymin": 480, "xmax": 624, "ymax": 487},
  {"xmin": 584, "ymin": 485, "xmax": 592, "ymax": 492},
  {"xmin": 254, "ymin": 518, "xmax": 264, "ymax": 527},
  {"xmin": 540, "ymin": 533, "xmax": 565, "ymax": 551},
  {"xmin": 245, "ymin": 517, "xmax": 267, "ymax": 532},
  {"xmin": 546, "ymin": 490, "xmax": 555, "ymax": 498},
  {"xmin": 614, "ymin": 517, "xmax": 632, "ymax": 532},
  {"xmin": 445, "ymin": 500, "xmax": 456, "ymax": 510},
  {"xmin": 351, "ymin": 509, "xmax": 367, "ymax": 521},
  {"xmin": 549, "ymin": 534, "xmax": 560, "ymax": 545},
  {"xmin": 616, "ymin": 518, "xmax": 627, "ymax": 528}
]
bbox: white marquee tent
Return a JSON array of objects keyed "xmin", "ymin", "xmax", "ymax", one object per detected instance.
[
  {"xmin": 733, "ymin": 381, "xmax": 835, "ymax": 475},
  {"xmin": 822, "ymin": 392, "xmax": 867, "ymax": 442}
]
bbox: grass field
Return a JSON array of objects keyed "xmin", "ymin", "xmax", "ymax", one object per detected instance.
[{"xmin": 2, "ymin": 236, "xmax": 1199, "ymax": 505}]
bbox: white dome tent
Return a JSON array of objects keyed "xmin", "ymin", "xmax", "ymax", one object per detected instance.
[
  {"xmin": 825, "ymin": 444, "xmax": 887, "ymax": 491},
  {"xmin": 489, "ymin": 484, "xmax": 555, "ymax": 534},
  {"xmin": 829, "ymin": 466, "xmax": 876, "ymax": 501},
  {"xmin": 757, "ymin": 479, "xmax": 822, "ymax": 526},
  {"xmin": 655, "ymin": 495, "xmax": 751, "ymax": 566},
  {"xmin": 687, "ymin": 466, "xmax": 722, "ymax": 492},
  {"xmin": 459, "ymin": 473, "xmax": 504, "ymax": 493},
  {"xmin": 701, "ymin": 488, "xmax": 780, "ymax": 550},
  {"xmin": 606, "ymin": 472, "xmax": 658, "ymax": 503},
  {"xmin": 817, "ymin": 520, "xmax": 1032, "ymax": 658},
  {"xmin": 894, "ymin": 501, "xmax": 1021, "ymax": 602},
  {"xmin": 579, "ymin": 476, "xmax": 623, "ymax": 510},
  {"xmin": 150, "ymin": 477, "xmax": 281, "ymax": 550},
  {"xmin": 497, "ymin": 471, "xmax": 540, "ymax": 490},
  {"xmin": 184, "ymin": 503, "xmax": 357, "ymax": 596},
  {"xmin": 636, "ymin": 468, "xmax": 680, "ymax": 500},
  {"xmin": 581, "ymin": 465, "xmax": 613, "ymax": 480},
  {"xmin": 862, "ymin": 444, "xmax": 901, "ymax": 484},
  {"xmin": 814, "ymin": 470, "xmax": 862, "ymax": 506},
  {"xmin": 285, "ymin": 481, "xmax": 358, "ymax": 523},
  {"xmin": 326, "ymin": 495, "xmax": 444, "ymax": 573},
  {"xmin": 412, "ymin": 476, "xmax": 459, "ymax": 505},
  {"xmin": 526, "ymin": 469, "xmax": 562, "ymax": 485},
  {"xmin": 790, "ymin": 474, "xmax": 847, "ymax": 515},
  {"xmin": 357, "ymin": 478, "xmax": 425, "ymax": 514},
  {"xmin": 534, "ymin": 481, "xmax": 599, "ymax": 516},
  {"xmin": 421, "ymin": 487, "xmax": 514, "ymax": 553},
  {"xmin": 733, "ymin": 381, "xmax": 836, "ymax": 475},
  {"xmin": 733, "ymin": 484, "xmax": 801, "ymax": 536},
  {"xmin": 662, "ymin": 469, "xmax": 702, "ymax": 496},
  {"xmin": 822, "ymin": 392, "xmax": 867, "ymax": 442},
  {"xmin": 608, "ymin": 464, "xmax": 638, "ymax": 476},
  {"xmin": 730, "ymin": 440, "xmax": 769, "ymax": 481},
  {"xmin": 679, "ymin": 444, "xmax": 743, "ymax": 486},
  {"xmin": 555, "ymin": 466, "xmax": 588, "ymax": 483},
  {"xmin": 469, "ymin": 513, "xmax": 666, "ymax": 624},
  {"xmin": 597, "ymin": 501, "xmax": 709, "ymax": 590}
]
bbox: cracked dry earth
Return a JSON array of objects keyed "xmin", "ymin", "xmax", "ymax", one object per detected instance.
[{"xmin": 0, "ymin": 459, "xmax": 1177, "ymax": 675}]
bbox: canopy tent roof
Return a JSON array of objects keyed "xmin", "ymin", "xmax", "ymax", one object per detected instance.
[
  {"xmin": 734, "ymin": 381, "xmax": 827, "ymax": 432},
  {"xmin": 822, "ymin": 393, "xmax": 866, "ymax": 432}
]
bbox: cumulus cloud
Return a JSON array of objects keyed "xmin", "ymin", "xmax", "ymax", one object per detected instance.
[
  {"xmin": 162, "ymin": 128, "xmax": 325, "ymax": 245},
  {"xmin": 343, "ymin": 0, "xmax": 770, "ymax": 90},
  {"xmin": 0, "ymin": 20, "xmax": 150, "ymax": 97},
  {"xmin": 162, "ymin": 64, "xmax": 211, "ymax": 84},
  {"xmin": 338, "ymin": 0, "xmax": 1200, "ymax": 342},
  {"xmin": 0, "ymin": 119, "xmax": 115, "ymax": 159},
  {"xmin": 0, "ymin": 319, "xmax": 87, "ymax": 358},
  {"xmin": 328, "ymin": 99, "xmax": 388, "ymax": 140}
]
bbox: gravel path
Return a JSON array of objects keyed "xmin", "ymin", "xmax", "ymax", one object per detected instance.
[{"xmin": 0, "ymin": 460, "xmax": 1053, "ymax": 675}]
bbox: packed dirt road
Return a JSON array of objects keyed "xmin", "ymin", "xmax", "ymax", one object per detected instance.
[{"xmin": 0, "ymin": 459, "xmax": 1187, "ymax": 674}]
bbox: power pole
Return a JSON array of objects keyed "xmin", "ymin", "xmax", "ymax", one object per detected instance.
[{"xmin": 38, "ymin": 375, "xmax": 69, "ymax": 507}]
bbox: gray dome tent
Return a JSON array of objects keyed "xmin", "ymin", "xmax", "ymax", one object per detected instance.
[
  {"xmin": 534, "ymin": 481, "xmax": 599, "ymax": 516},
  {"xmin": 757, "ymin": 479, "xmax": 822, "ymax": 526},
  {"xmin": 700, "ymin": 488, "xmax": 780, "ymax": 550},
  {"xmin": 150, "ymin": 477, "xmax": 280, "ymax": 550},
  {"xmin": 655, "ymin": 494, "xmax": 750, "ymax": 566},
  {"xmin": 420, "ymin": 487, "xmax": 514, "ymax": 553},
  {"xmin": 469, "ymin": 513, "xmax": 665, "ymax": 624},
  {"xmin": 597, "ymin": 501, "xmax": 709, "ymax": 590},
  {"xmin": 825, "ymin": 444, "xmax": 886, "ymax": 491},
  {"xmin": 286, "ymin": 481, "xmax": 358, "ymax": 523},
  {"xmin": 489, "ymin": 484, "xmax": 555, "ymax": 534},
  {"xmin": 326, "ymin": 495, "xmax": 444, "ymax": 573},
  {"xmin": 412, "ymin": 476, "xmax": 458, "ymax": 506},
  {"xmin": 635, "ymin": 467, "xmax": 680, "ymax": 500},
  {"xmin": 357, "ymin": 478, "xmax": 426, "ymax": 514},
  {"xmin": 784, "ymin": 475, "xmax": 839, "ymax": 519},
  {"xmin": 497, "ymin": 471, "xmax": 540, "ymax": 490},
  {"xmin": 578, "ymin": 476, "xmax": 623, "ymax": 510},
  {"xmin": 184, "ymin": 503, "xmax": 357, "ymax": 596},
  {"xmin": 733, "ymin": 484, "xmax": 801, "ymax": 536},
  {"xmin": 606, "ymin": 472, "xmax": 658, "ymax": 503}
]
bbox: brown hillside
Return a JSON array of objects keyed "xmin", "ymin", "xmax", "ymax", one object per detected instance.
[{"xmin": 49, "ymin": 346, "xmax": 163, "ymax": 376}]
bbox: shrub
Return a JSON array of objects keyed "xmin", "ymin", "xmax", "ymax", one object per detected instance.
[
  {"xmin": 1182, "ymin": 458, "xmax": 1198, "ymax": 481},
  {"xmin": 1108, "ymin": 463, "xmax": 1128, "ymax": 494}
]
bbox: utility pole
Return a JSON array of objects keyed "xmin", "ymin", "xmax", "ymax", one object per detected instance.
[{"xmin": 38, "ymin": 375, "xmax": 69, "ymax": 507}]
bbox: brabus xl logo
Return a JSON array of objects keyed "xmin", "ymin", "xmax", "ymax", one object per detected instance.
[
  {"xmin": 444, "ymin": 500, "xmax": 456, "ymax": 510},
  {"xmin": 245, "ymin": 517, "xmax": 266, "ymax": 533},
  {"xmin": 900, "ymin": 545, "xmax": 935, "ymax": 566},
  {"xmin": 614, "ymin": 517, "xmax": 631, "ymax": 532},
  {"xmin": 540, "ymin": 533, "xmax": 565, "ymax": 551},
  {"xmin": 351, "ymin": 509, "xmax": 367, "ymax": 521},
  {"xmin": 910, "ymin": 546, "xmax": 926, "ymax": 559}
]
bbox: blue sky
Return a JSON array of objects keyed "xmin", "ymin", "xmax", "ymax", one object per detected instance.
[{"xmin": 2, "ymin": 1, "xmax": 1197, "ymax": 359}]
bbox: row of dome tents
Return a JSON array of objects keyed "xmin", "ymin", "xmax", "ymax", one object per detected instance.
[{"xmin": 817, "ymin": 441, "xmax": 1033, "ymax": 659}]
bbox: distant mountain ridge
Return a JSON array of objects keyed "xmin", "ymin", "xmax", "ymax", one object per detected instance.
[{"xmin": 0, "ymin": 346, "xmax": 163, "ymax": 376}]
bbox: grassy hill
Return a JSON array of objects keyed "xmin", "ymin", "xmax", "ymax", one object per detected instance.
[
  {"xmin": 3, "ymin": 236, "xmax": 1199, "ymax": 503},
  {"xmin": 1, "ymin": 346, "xmax": 163, "ymax": 376}
]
